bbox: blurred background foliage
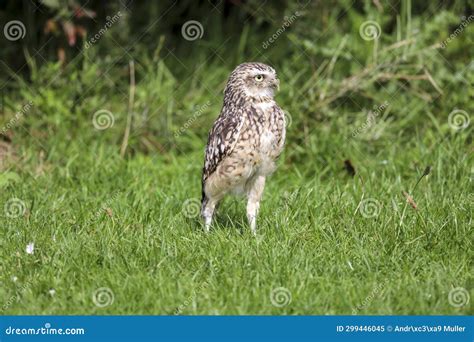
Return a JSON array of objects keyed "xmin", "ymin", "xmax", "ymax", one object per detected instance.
[{"xmin": 0, "ymin": 0, "xmax": 472, "ymax": 167}]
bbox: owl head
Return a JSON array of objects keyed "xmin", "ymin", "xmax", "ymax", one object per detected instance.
[{"xmin": 225, "ymin": 62, "xmax": 279, "ymax": 101}]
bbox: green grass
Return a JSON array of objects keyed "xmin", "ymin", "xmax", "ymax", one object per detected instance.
[
  {"xmin": 0, "ymin": 113, "xmax": 471, "ymax": 315},
  {"xmin": 0, "ymin": 0, "xmax": 472, "ymax": 316}
]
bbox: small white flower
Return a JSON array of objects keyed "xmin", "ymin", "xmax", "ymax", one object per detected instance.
[
  {"xmin": 26, "ymin": 242, "xmax": 34, "ymax": 254},
  {"xmin": 12, "ymin": 276, "xmax": 18, "ymax": 282},
  {"xmin": 49, "ymin": 289, "xmax": 56, "ymax": 296}
]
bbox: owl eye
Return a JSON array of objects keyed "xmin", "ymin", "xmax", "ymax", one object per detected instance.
[{"xmin": 254, "ymin": 74, "xmax": 264, "ymax": 82}]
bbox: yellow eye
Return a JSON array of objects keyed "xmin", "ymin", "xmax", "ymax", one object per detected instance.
[{"xmin": 254, "ymin": 74, "xmax": 264, "ymax": 82}]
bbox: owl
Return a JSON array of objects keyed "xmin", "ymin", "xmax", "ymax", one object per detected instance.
[{"xmin": 201, "ymin": 62, "xmax": 286, "ymax": 234}]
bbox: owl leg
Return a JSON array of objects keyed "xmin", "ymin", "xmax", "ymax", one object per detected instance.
[
  {"xmin": 201, "ymin": 196, "xmax": 218, "ymax": 233},
  {"xmin": 246, "ymin": 175, "xmax": 266, "ymax": 235}
]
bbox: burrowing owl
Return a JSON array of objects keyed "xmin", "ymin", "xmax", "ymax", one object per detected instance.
[{"xmin": 201, "ymin": 62, "xmax": 286, "ymax": 234}]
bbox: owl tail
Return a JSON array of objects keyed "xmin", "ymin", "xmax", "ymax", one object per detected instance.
[{"xmin": 201, "ymin": 183, "xmax": 208, "ymax": 216}]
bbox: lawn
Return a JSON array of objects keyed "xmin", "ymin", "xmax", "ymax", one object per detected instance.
[
  {"xmin": 1, "ymin": 108, "xmax": 471, "ymax": 315},
  {"xmin": 0, "ymin": 0, "xmax": 472, "ymax": 315}
]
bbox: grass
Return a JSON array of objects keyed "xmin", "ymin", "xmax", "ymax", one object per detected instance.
[
  {"xmin": 0, "ymin": 0, "xmax": 472, "ymax": 316},
  {"xmin": 0, "ymin": 109, "xmax": 471, "ymax": 315}
]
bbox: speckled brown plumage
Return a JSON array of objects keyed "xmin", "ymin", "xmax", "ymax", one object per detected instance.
[{"xmin": 201, "ymin": 62, "xmax": 286, "ymax": 234}]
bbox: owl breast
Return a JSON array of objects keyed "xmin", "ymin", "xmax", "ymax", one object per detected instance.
[
  {"xmin": 257, "ymin": 129, "xmax": 278, "ymax": 175},
  {"xmin": 252, "ymin": 101, "xmax": 285, "ymax": 176}
]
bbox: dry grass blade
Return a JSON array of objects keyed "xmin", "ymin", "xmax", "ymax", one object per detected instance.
[{"xmin": 120, "ymin": 60, "xmax": 136, "ymax": 158}]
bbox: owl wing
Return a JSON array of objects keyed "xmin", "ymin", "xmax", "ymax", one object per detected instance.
[{"xmin": 202, "ymin": 106, "xmax": 245, "ymax": 182}]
